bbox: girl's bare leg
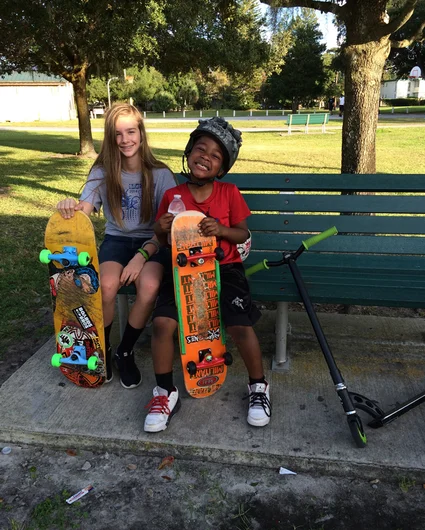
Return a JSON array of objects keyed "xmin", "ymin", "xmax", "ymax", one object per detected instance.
[
  {"xmin": 100, "ymin": 261, "xmax": 123, "ymax": 327},
  {"xmin": 129, "ymin": 261, "xmax": 163, "ymax": 329}
]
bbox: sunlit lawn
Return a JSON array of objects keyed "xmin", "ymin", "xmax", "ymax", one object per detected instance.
[{"xmin": 1, "ymin": 125, "xmax": 425, "ymax": 355}]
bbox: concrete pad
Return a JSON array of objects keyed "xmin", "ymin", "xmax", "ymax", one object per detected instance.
[{"xmin": 1, "ymin": 311, "xmax": 425, "ymax": 481}]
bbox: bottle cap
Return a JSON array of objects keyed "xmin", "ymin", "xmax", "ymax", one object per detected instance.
[{"xmin": 1, "ymin": 447, "xmax": 12, "ymax": 455}]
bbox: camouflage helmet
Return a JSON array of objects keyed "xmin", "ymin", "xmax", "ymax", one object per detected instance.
[{"xmin": 184, "ymin": 117, "xmax": 242, "ymax": 178}]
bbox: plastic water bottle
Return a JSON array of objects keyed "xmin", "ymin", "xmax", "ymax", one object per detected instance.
[
  {"xmin": 167, "ymin": 195, "xmax": 186, "ymax": 243},
  {"xmin": 168, "ymin": 195, "xmax": 186, "ymax": 216}
]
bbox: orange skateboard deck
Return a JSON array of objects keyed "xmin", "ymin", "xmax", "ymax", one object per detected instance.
[
  {"xmin": 40, "ymin": 211, "xmax": 106, "ymax": 388},
  {"xmin": 171, "ymin": 211, "xmax": 232, "ymax": 398}
]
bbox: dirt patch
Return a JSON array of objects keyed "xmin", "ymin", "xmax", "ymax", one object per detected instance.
[{"xmin": 1, "ymin": 443, "xmax": 424, "ymax": 529}]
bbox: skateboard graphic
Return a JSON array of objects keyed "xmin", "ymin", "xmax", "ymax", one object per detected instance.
[
  {"xmin": 40, "ymin": 211, "xmax": 106, "ymax": 388},
  {"xmin": 171, "ymin": 211, "xmax": 233, "ymax": 398}
]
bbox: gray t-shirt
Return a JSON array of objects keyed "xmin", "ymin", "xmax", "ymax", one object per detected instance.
[{"xmin": 80, "ymin": 166, "xmax": 176, "ymax": 238}]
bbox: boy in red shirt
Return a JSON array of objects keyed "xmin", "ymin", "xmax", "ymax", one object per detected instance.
[{"xmin": 144, "ymin": 117, "xmax": 271, "ymax": 432}]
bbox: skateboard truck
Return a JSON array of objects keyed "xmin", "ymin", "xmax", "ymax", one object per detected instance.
[
  {"xmin": 39, "ymin": 246, "xmax": 91, "ymax": 267},
  {"xmin": 177, "ymin": 246, "xmax": 225, "ymax": 267},
  {"xmin": 51, "ymin": 344, "xmax": 98, "ymax": 371},
  {"xmin": 186, "ymin": 348, "xmax": 233, "ymax": 376}
]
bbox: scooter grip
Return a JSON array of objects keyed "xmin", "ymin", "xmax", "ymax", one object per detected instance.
[
  {"xmin": 302, "ymin": 226, "xmax": 338, "ymax": 250},
  {"xmin": 245, "ymin": 259, "xmax": 269, "ymax": 277}
]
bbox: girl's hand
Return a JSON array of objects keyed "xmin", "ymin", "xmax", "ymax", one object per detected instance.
[
  {"xmin": 120, "ymin": 253, "xmax": 146, "ymax": 286},
  {"xmin": 199, "ymin": 217, "xmax": 222, "ymax": 238},
  {"xmin": 56, "ymin": 198, "xmax": 84, "ymax": 219}
]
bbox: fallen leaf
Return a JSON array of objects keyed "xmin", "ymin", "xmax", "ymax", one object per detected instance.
[
  {"xmin": 158, "ymin": 456, "xmax": 174, "ymax": 470},
  {"xmin": 161, "ymin": 475, "xmax": 172, "ymax": 481},
  {"xmin": 66, "ymin": 449, "xmax": 77, "ymax": 457}
]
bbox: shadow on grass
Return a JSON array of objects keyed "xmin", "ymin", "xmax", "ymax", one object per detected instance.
[
  {"xmin": 0, "ymin": 129, "xmax": 103, "ymax": 154},
  {"xmin": 0, "ymin": 154, "xmax": 90, "ymax": 199},
  {"xmin": 239, "ymin": 157, "xmax": 340, "ymax": 171}
]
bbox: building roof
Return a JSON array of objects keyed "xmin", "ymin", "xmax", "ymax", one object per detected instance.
[{"xmin": 0, "ymin": 71, "xmax": 68, "ymax": 85}]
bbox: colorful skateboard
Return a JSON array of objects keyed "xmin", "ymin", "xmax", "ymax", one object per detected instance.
[
  {"xmin": 40, "ymin": 211, "xmax": 106, "ymax": 388},
  {"xmin": 171, "ymin": 210, "xmax": 232, "ymax": 398}
]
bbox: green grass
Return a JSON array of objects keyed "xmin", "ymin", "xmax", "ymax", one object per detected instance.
[{"xmin": 1, "ymin": 125, "xmax": 425, "ymax": 356}]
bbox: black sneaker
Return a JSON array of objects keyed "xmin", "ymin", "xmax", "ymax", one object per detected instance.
[
  {"xmin": 105, "ymin": 346, "xmax": 113, "ymax": 383},
  {"xmin": 114, "ymin": 350, "xmax": 142, "ymax": 389}
]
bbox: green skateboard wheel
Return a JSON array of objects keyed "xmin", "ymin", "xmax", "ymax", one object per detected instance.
[
  {"xmin": 39, "ymin": 249, "xmax": 51, "ymax": 264},
  {"xmin": 78, "ymin": 251, "xmax": 91, "ymax": 266},
  {"xmin": 87, "ymin": 356, "xmax": 98, "ymax": 371},
  {"xmin": 51, "ymin": 353, "xmax": 63, "ymax": 367}
]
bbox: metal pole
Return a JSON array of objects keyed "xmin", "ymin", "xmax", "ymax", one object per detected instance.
[{"xmin": 107, "ymin": 77, "xmax": 118, "ymax": 107}]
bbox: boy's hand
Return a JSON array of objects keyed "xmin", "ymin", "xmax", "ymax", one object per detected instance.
[
  {"xmin": 199, "ymin": 217, "xmax": 222, "ymax": 238},
  {"xmin": 155, "ymin": 212, "xmax": 174, "ymax": 235}
]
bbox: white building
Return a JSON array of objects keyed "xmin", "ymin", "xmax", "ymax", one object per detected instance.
[
  {"xmin": 381, "ymin": 78, "xmax": 425, "ymax": 100},
  {"xmin": 0, "ymin": 72, "xmax": 76, "ymax": 122}
]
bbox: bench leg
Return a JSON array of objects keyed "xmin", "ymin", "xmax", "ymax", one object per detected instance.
[
  {"xmin": 272, "ymin": 301, "xmax": 290, "ymax": 371},
  {"xmin": 117, "ymin": 294, "xmax": 129, "ymax": 339}
]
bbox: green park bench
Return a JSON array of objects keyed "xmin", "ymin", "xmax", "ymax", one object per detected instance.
[
  {"xmin": 117, "ymin": 172, "xmax": 425, "ymax": 370},
  {"xmin": 285, "ymin": 113, "xmax": 329, "ymax": 134}
]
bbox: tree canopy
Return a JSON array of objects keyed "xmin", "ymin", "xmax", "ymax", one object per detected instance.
[
  {"xmin": 0, "ymin": 0, "xmax": 269, "ymax": 155},
  {"xmin": 261, "ymin": 0, "xmax": 425, "ymax": 173}
]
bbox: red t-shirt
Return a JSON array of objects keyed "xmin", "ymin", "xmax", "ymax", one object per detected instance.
[{"xmin": 156, "ymin": 181, "xmax": 251, "ymax": 265}]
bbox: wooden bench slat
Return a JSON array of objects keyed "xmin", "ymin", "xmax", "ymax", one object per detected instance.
[
  {"xmin": 244, "ymin": 194, "xmax": 425, "ymax": 214},
  {"xmin": 228, "ymin": 174, "xmax": 425, "ymax": 192},
  {"xmin": 248, "ymin": 214, "xmax": 425, "ymax": 234}
]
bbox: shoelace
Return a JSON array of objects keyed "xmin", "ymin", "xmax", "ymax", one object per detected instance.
[
  {"xmin": 145, "ymin": 395, "xmax": 171, "ymax": 415},
  {"xmin": 245, "ymin": 391, "xmax": 272, "ymax": 417}
]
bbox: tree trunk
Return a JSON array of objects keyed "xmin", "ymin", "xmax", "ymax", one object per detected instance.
[
  {"xmin": 341, "ymin": 3, "xmax": 391, "ymax": 173},
  {"xmin": 72, "ymin": 71, "xmax": 96, "ymax": 158}
]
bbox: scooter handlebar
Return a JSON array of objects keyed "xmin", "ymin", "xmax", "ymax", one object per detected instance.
[
  {"xmin": 245, "ymin": 259, "xmax": 269, "ymax": 278},
  {"xmin": 302, "ymin": 226, "xmax": 338, "ymax": 250}
]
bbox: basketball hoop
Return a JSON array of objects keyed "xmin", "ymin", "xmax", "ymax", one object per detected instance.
[{"xmin": 409, "ymin": 66, "xmax": 422, "ymax": 79}]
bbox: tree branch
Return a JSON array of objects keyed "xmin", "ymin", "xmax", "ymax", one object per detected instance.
[
  {"xmin": 384, "ymin": 0, "xmax": 417, "ymax": 35},
  {"xmin": 391, "ymin": 19, "xmax": 425, "ymax": 48},
  {"xmin": 259, "ymin": 0, "xmax": 341, "ymax": 16}
]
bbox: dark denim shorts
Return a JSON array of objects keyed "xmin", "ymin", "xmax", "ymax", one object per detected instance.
[
  {"xmin": 98, "ymin": 234, "xmax": 168, "ymax": 267},
  {"xmin": 152, "ymin": 261, "xmax": 261, "ymax": 327}
]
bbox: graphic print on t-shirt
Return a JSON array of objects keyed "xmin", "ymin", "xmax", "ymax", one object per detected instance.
[{"xmin": 122, "ymin": 182, "xmax": 141, "ymax": 223}]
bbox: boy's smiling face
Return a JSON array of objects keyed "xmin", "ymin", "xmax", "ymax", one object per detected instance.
[{"xmin": 187, "ymin": 135, "xmax": 225, "ymax": 181}]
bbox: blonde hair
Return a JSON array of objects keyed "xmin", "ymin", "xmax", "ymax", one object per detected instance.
[{"xmin": 91, "ymin": 103, "xmax": 173, "ymax": 225}]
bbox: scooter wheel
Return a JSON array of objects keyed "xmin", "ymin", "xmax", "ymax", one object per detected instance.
[
  {"xmin": 187, "ymin": 361, "xmax": 197, "ymax": 376},
  {"xmin": 87, "ymin": 356, "xmax": 98, "ymax": 371},
  {"xmin": 78, "ymin": 251, "xmax": 91, "ymax": 266},
  {"xmin": 51, "ymin": 353, "xmax": 63, "ymax": 367},
  {"xmin": 177, "ymin": 253, "xmax": 187, "ymax": 267},
  {"xmin": 223, "ymin": 352, "xmax": 233, "ymax": 366},
  {"xmin": 347, "ymin": 416, "xmax": 367, "ymax": 448},
  {"xmin": 39, "ymin": 249, "xmax": 52, "ymax": 264}
]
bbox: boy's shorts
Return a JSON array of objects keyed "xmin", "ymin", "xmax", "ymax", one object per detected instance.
[
  {"xmin": 152, "ymin": 259, "xmax": 261, "ymax": 327},
  {"xmin": 99, "ymin": 234, "xmax": 168, "ymax": 267}
]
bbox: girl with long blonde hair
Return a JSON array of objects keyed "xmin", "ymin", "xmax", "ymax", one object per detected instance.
[{"xmin": 57, "ymin": 103, "xmax": 176, "ymax": 389}]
